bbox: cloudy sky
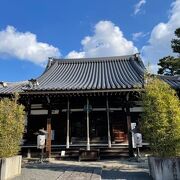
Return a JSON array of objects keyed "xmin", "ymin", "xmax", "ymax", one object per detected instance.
[{"xmin": 0, "ymin": 0, "xmax": 179, "ymax": 81}]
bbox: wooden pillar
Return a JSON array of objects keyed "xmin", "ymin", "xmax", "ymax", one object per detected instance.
[
  {"xmin": 25, "ymin": 98, "xmax": 31, "ymax": 141},
  {"xmin": 66, "ymin": 98, "xmax": 70, "ymax": 149},
  {"xmin": 126, "ymin": 106, "xmax": 134, "ymax": 157},
  {"xmin": 26, "ymin": 102, "xmax": 31, "ymax": 158},
  {"xmin": 46, "ymin": 106, "xmax": 52, "ymax": 158},
  {"xmin": 106, "ymin": 96, "xmax": 111, "ymax": 148},
  {"xmin": 86, "ymin": 97, "xmax": 90, "ymax": 150}
]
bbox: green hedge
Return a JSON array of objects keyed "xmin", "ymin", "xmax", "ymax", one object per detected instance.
[
  {"xmin": 141, "ymin": 77, "xmax": 180, "ymax": 157},
  {"xmin": 0, "ymin": 96, "xmax": 25, "ymax": 158}
]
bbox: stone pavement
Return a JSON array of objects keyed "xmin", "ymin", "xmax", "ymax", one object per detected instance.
[
  {"xmin": 13, "ymin": 159, "xmax": 152, "ymax": 180},
  {"xmin": 13, "ymin": 163, "xmax": 102, "ymax": 180}
]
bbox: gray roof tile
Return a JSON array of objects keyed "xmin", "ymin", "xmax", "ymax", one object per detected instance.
[
  {"xmin": 0, "ymin": 54, "xmax": 147, "ymax": 94},
  {"xmin": 159, "ymin": 75, "xmax": 180, "ymax": 90},
  {"xmin": 0, "ymin": 81, "xmax": 28, "ymax": 94},
  {"xmin": 25, "ymin": 54, "xmax": 145, "ymax": 92}
]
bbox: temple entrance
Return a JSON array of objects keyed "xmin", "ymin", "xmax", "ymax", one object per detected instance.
[
  {"xmin": 56, "ymin": 112, "xmax": 66, "ymax": 145},
  {"xmin": 111, "ymin": 111, "xmax": 128, "ymax": 143},
  {"xmin": 68, "ymin": 110, "xmax": 127, "ymax": 145},
  {"xmin": 69, "ymin": 110, "xmax": 109, "ymax": 144},
  {"xmin": 70, "ymin": 112, "xmax": 86, "ymax": 144},
  {"xmin": 90, "ymin": 111, "xmax": 108, "ymax": 143}
]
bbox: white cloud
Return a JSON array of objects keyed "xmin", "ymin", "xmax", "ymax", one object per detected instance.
[
  {"xmin": 134, "ymin": 0, "xmax": 146, "ymax": 15},
  {"xmin": 66, "ymin": 50, "xmax": 85, "ymax": 59},
  {"xmin": 132, "ymin": 32, "xmax": 148, "ymax": 41},
  {"xmin": 0, "ymin": 26, "xmax": 60, "ymax": 66},
  {"xmin": 132, "ymin": 32, "xmax": 144, "ymax": 41},
  {"xmin": 142, "ymin": 0, "xmax": 180, "ymax": 73},
  {"xmin": 67, "ymin": 21, "xmax": 138, "ymax": 58}
]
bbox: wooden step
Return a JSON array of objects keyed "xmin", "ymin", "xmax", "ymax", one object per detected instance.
[
  {"xmin": 100, "ymin": 153, "xmax": 129, "ymax": 157},
  {"xmin": 51, "ymin": 147, "xmax": 129, "ymax": 159},
  {"xmin": 100, "ymin": 149, "xmax": 129, "ymax": 154}
]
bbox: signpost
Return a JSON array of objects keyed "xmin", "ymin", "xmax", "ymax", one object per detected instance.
[
  {"xmin": 129, "ymin": 123, "xmax": 143, "ymax": 162},
  {"xmin": 36, "ymin": 129, "xmax": 48, "ymax": 163},
  {"xmin": 134, "ymin": 133, "xmax": 142, "ymax": 162}
]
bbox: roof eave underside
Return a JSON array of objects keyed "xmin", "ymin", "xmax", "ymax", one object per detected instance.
[{"xmin": 21, "ymin": 88, "xmax": 144, "ymax": 95}]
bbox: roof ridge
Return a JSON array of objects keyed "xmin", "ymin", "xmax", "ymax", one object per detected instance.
[
  {"xmin": 51, "ymin": 54, "xmax": 139, "ymax": 63},
  {"xmin": 0, "ymin": 80, "xmax": 28, "ymax": 84}
]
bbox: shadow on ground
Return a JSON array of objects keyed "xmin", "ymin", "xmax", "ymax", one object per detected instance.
[{"xmin": 102, "ymin": 169, "xmax": 152, "ymax": 180}]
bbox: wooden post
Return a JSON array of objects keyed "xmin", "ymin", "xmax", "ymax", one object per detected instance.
[
  {"xmin": 66, "ymin": 98, "xmax": 70, "ymax": 149},
  {"xmin": 25, "ymin": 99, "xmax": 31, "ymax": 142},
  {"xmin": 106, "ymin": 96, "xmax": 111, "ymax": 148},
  {"xmin": 46, "ymin": 106, "xmax": 52, "ymax": 158},
  {"xmin": 126, "ymin": 106, "xmax": 134, "ymax": 157},
  {"xmin": 86, "ymin": 97, "xmax": 90, "ymax": 151}
]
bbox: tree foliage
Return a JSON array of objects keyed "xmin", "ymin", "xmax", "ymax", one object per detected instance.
[
  {"xmin": 158, "ymin": 28, "xmax": 180, "ymax": 75},
  {"xmin": 172, "ymin": 28, "xmax": 180, "ymax": 53},
  {"xmin": 158, "ymin": 56, "xmax": 180, "ymax": 75},
  {"xmin": 141, "ymin": 77, "xmax": 180, "ymax": 157},
  {"xmin": 0, "ymin": 96, "xmax": 25, "ymax": 158}
]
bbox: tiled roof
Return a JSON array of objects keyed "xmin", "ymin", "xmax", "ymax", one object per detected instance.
[
  {"xmin": 0, "ymin": 81, "xmax": 28, "ymax": 94},
  {"xmin": 159, "ymin": 75, "xmax": 180, "ymax": 90},
  {"xmin": 0, "ymin": 54, "xmax": 146, "ymax": 94},
  {"xmin": 24, "ymin": 54, "xmax": 145, "ymax": 92}
]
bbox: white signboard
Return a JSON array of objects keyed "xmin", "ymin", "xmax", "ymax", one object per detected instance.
[
  {"xmin": 37, "ymin": 135, "xmax": 46, "ymax": 149},
  {"xmin": 61, "ymin": 150, "xmax": 65, "ymax": 157},
  {"xmin": 134, "ymin": 133, "xmax": 142, "ymax": 148}
]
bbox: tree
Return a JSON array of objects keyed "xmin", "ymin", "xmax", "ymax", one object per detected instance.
[
  {"xmin": 158, "ymin": 28, "xmax": 180, "ymax": 75},
  {"xmin": 171, "ymin": 28, "xmax": 180, "ymax": 53},
  {"xmin": 0, "ymin": 96, "xmax": 25, "ymax": 158},
  {"xmin": 158, "ymin": 56, "xmax": 180, "ymax": 75},
  {"xmin": 141, "ymin": 77, "xmax": 180, "ymax": 157}
]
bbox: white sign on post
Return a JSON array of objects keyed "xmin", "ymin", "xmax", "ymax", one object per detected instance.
[
  {"xmin": 37, "ymin": 135, "xmax": 46, "ymax": 149},
  {"xmin": 134, "ymin": 133, "xmax": 142, "ymax": 148}
]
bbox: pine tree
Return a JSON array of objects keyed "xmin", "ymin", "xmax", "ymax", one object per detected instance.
[{"xmin": 158, "ymin": 28, "xmax": 180, "ymax": 75}]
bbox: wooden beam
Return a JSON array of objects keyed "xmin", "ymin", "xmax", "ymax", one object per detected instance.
[
  {"xmin": 106, "ymin": 96, "xmax": 111, "ymax": 148},
  {"xmin": 46, "ymin": 106, "xmax": 52, "ymax": 158},
  {"xmin": 20, "ymin": 88, "xmax": 144, "ymax": 96},
  {"xmin": 66, "ymin": 98, "xmax": 70, "ymax": 149},
  {"xmin": 25, "ymin": 99, "xmax": 31, "ymax": 142},
  {"xmin": 126, "ymin": 106, "xmax": 134, "ymax": 157},
  {"xmin": 86, "ymin": 97, "xmax": 90, "ymax": 150}
]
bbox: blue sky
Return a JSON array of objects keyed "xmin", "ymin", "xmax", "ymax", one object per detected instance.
[{"xmin": 0, "ymin": 0, "xmax": 179, "ymax": 81}]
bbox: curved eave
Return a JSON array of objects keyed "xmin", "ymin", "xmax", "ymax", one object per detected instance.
[{"xmin": 21, "ymin": 87, "xmax": 144, "ymax": 95}]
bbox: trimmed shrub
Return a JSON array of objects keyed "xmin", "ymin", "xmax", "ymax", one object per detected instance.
[
  {"xmin": 141, "ymin": 77, "xmax": 180, "ymax": 157},
  {"xmin": 0, "ymin": 96, "xmax": 25, "ymax": 158}
]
